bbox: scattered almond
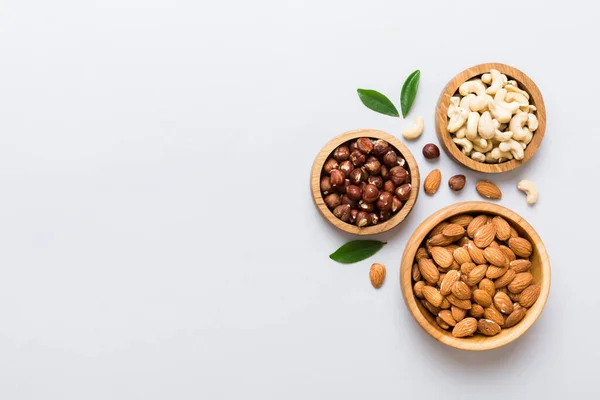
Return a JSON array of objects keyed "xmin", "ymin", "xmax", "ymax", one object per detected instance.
[
  {"xmin": 476, "ymin": 180, "xmax": 502, "ymax": 200},
  {"xmin": 369, "ymin": 263, "xmax": 386, "ymax": 288},
  {"xmin": 424, "ymin": 169, "xmax": 441, "ymax": 195}
]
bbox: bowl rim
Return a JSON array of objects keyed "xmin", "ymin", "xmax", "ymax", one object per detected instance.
[
  {"xmin": 399, "ymin": 201, "xmax": 551, "ymax": 351},
  {"xmin": 435, "ymin": 62, "xmax": 547, "ymax": 173},
  {"xmin": 310, "ymin": 129, "xmax": 420, "ymax": 235}
]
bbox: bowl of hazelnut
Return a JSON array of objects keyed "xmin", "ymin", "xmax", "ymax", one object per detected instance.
[
  {"xmin": 311, "ymin": 129, "xmax": 420, "ymax": 235},
  {"xmin": 400, "ymin": 202, "xmax": 551, "ymax": 351},
  {"xmin": 435, "ymin": 63, "xmax": 546, "ymax": 173}
]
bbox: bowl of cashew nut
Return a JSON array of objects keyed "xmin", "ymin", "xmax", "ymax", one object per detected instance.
[{"xmin": 435, "ymin": 63, "xmax": 546, "ymax": 173}]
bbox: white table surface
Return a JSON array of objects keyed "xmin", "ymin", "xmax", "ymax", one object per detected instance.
[{"xmin": 0, "ymin": 0, "xmax": 598, "ymax": 398}]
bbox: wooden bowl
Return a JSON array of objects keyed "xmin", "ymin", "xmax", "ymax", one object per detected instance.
[
  {"xmin": 310, "ymin": 129, "xmax": 420, "ymax": 235},
  {"xmin": 435, "ymin": 63, "xmax": 546, "ymax": 173},
  {"xmin": 400, "ymin": 202, "xmax": 551, "ymax": 351}
]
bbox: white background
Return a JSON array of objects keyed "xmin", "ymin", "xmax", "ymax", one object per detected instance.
[{"xmin": 0, "ymin": 0, "xmax": 598, "ymax": 398}]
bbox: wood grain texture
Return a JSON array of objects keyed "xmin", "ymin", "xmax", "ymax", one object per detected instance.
[
  {"xmin": 435, "ymin": 63, "xmax": 546, "ymax": 173},
  {"xmin": 310, "ymin": 129, "xmax": 420, "ymax": 235},
  {"xmin": 400, "ymin": 202, "xmax": 551, "ymax": 351}
]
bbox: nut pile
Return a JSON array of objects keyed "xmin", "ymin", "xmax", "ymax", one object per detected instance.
[
  {"xmin": 411, "ymin": 213, "xmax": 540, "ymax": 338},
  {"xmin": 320, "ymin": 137, "xmax": 411, "ymax": 226},
  {"xmin": 448, "ymin": 69, "xmax": 538, "ymax": 163}
]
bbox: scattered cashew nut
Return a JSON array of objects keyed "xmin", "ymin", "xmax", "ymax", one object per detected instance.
[
  {"xmin": 517, "ymin": 179, "xmax": 538, "ymax": 205},
  {"xmin": 402, "ymin": 116, "xmax": 424, "ymax": 139}
]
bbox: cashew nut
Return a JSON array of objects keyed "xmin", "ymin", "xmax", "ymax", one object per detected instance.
[
  {"xmin": 498, "ymin": 139, "xmax": 524, "ymax": 160},
  {"xmin": 494, "ymin": 129, "xmax": 513, "ymax": 142},
  {"xmin": 466, "ymin": 111, "xmax": 480, "ymax": 140},
  {"xmin": 505, "ymin": 91, "xmax": 529, "ymax": 106},
  {"xmin": 402, "ymin": 116, "xmax": 424, "ymax": 139},
  {"xmin": 517, "ymin": 179, "xmax": 538, "ymax": 205},
  {"xmin": 453, "ymin": 137, "xmax": 473, "ymax": 155},
  {"xmin": 472, "ymin": 137, "xmax": 493, "ymax": 153},
  {"xmin": 505, "ymin": 83, "xmax": 530, "ymax": 100},
  {"xmin": 448, "ymin": 97, "xmax": 469, "ymax": 133},
  {"xmin": 459, "ymin": 79, "xmax": 486, "ymax": 96},
  {"xmin": 491, "ymin": 147, "xmax": 513, "ymax": 162},
  {"xmin": 488, "ymin": 100, "xmax": 513, "ymax": 124},
  {"xmin": 485, "ymin": 69, "xmax": 507, "ymax": 95},
  {"xmin": 494, "ymin": 89, "xmax": 521, "ymax": 113},
  {"xmin": 481, "ymin": 73, "xmax": 492, "ymax": 84},
  {"xmin": 527, "ymin": 113, "xmax": 539, "ymax": 131},
  {"xmin": 509, "ymin": 112, "xmax": 531, "ymax": 141},
  {"xmin": 455, "ymin": 125, "xmax": 467, "ymax": 139},
  {"xmin": 471, "ymin": 151, "xmax": 486, "ymax": 163},
  {"xmin": 477, "ymin": 111, "xmax": 495, "ymax": 139}
]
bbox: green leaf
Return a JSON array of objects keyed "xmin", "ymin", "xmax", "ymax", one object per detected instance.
[
  {"xmin": 400, "ymin": 70, "xmax": 420, "ymax": 118},
  {"xmin": 357, "ymin": 89, "xmax": 399, "ymax": 117},
  {"xmin": 329, "ymin": 240, "xmax": 387, "ymax": 264}
]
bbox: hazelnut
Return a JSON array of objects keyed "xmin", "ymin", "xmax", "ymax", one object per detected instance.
[
  {"xmin": 367, "ymin": 175, "xmax": 383, "ymax": 189},
  {"xmin": 362, "ymin": 184, "xmax": 380, "ymax": 203},
  {"xmin": 349, "ymin": 209, "xmax": 359, "ymax": 224},
  {"xmin": 336, "ymin": 178, "xmax": 350, "ymax": 194},
  {"xmin": 339, "ymin": 160, "xmax": 353, "ymax": 177},
  {"xmin": 395, "ymin": 183, "xmax": 412, "ymax": 201},
  {"xmin": 356, "ymin": 211, "xmax": 369, "ymax": 227},
  {"xmin": 379, "ymin": 210, "xmax": 392, "ymax": 221},
  {"xmin": 333, "ymin": 145, "xmax": 350, "ymax": 161},
  {"xmin": 320, "ymin": 176, "xmax": 332, "ymax": 195},
  {"xmin": 376, "ymin": 191, "xmax": 393, "ymax": 211},
  {"xmin": 449, "ymin": 174, "xmax": 466, "ymax": 191},
  {"xmin": 422, "ymin": 143, "xmax": 440, "ymax": 159},
  {"xmin": 324, "ymin": 193, "xmax": 341, "ymax": 209},
  {"xmin": 358, "ymin": 200, "xmax": 376, "ymax": 212},
  {"xmin": 391, "ymin": 196, "xmax": 403, "ymax": 212},
  {"xmin": 389, "ymin": 166, "xmax": 409, "ymax": 185},
  {"xmin": 382, "ymin": 150, "xmax": 398, "ymax": 167},
  {"xmin": 368, "ymin": 212, "xmax": 379, "ymax": 225},
  {"xmin": 346, "ymin": 185, "xmax": 363, "ymax": 201},
  {"xmin": 372, "ymin": 139, "xmax": 389, "ymax": 156},
  {"xmin": 350, "ymin": 150, "xmax": 366, "ymax": 167},
  {"xmin": 380, "ymin": 165, "xmax": 389, "ymax": 180},
  {"xmin": 329, "ymin": 169, "xmax": 345, "ymax": 187},
  {"xmin": 364, "ymin": 157, "xmax": 381, "ymax": 175},
  {"xmin": 383, "ymin": 180, "xmax": 396, "ymax": 193},
  {"xmin": 333, "ymin": 204, "xmax": 351, "ymax": 222},
  {"xmin": 356, "ymin": 137, "xmax": 373, "ymax": 154},
  {"xmin": 323, "ymin": 158, "xmax": 339, "ymax": 174},
  {"xmin": 397, "ymin": 157, "xmax": 406, "ymax": 167},
  {"xmin": 349, "ymin": 141, "xmax": 359, "ymax": 152},
  {"xmin": 349, "ymin": 168, "xmax": 365, "ymax": 184},
  {"xmin": 359, "ymin": 181, "xmax": 367, "ymax": 191},
  {"xmin": 340, "ymin": 194, "xmax": 358, "ymax": 208}
]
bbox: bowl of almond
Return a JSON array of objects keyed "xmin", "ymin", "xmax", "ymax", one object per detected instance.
[{"xmin": 400, "ymin": 202, "xmax": 550, "ymax": 351}]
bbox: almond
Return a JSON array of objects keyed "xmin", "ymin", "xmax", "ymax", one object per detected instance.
[
  {"xmin": 451, "ymin": 306, "xmax": 467, "ymax": 322},
  {"xmin": 431, "ymin": 246, "xmax": 454, "ymax": 268},
  {"xmin": 415, "ymin": 247, "xmax": 429, "ymax": 260},
  {"xmin": 486, "ymin": 265, "xmax": 508, "ymax": 279},
  {"xmin": 476, "ymin": 180, "xmax": 502, "ymax": 199},
  {"xmin": 424, "ymin": 169, "xmax": 442, "ymax": 195},
  {"xmin": 452, "ymin": 317, "xmax": 478, "ymax": 338},
  {"xmin": 457, "ymin": 236, "xmax": 470, "ymax": 247},
  {"xmin": 478, "ymin": 278, "xmax": 496, "ymax": 297},
  {"xmin": 510, "ymin": 259, "xmax": 532, "ymax": 273},
  {"xmin": 494, "ymin": 269, "xmax": 516, "ymax": 288},
  {"xmin": 508, "ymin": 272, "xmax": 533, "ymax": 294},
  {"xmin": 452, "ymin": 247, "xmax": 471, "ymax": 265},
  {"xmin": 369, "ymin": 263, "xmax": 386, "ymax": 288},
  {"xmin": 489, "ymin": 240, "xmax": 499, "ymax": 248},
  {"xmin": 493, "ymin": 291, "xmax": 514, "ymax": 314},
  {"xmin": 430, "ymin": 222, "xmax": 449, "ymax": 237},
  {"xmin": 478, "ymin": 319, "xmax": 501, "ymax": 336},
  {"xmin": 467, "ymin": 241, "xmax": 487, "ymax": 264},
  {"xmin": 460, "ymin": 262, "xmax": 476, "ymax": 275},
  {"xmin": 449, "ymin": 214, "xmax": 473, "ymax": 228},
  {"xmin": 437, "ymin": 273, "xmax": 445, "ymax": 286},
  {"xmin": 508, "ymin": 237, "xmax": 533, "ymax": 257},
  {"xmin": 484, "ymin": 306, "xmax": 505, "ymax": 326},
  {"xmin": 469, "ymin": 304, "xmax": 484, "ymax": 318},
  {"xmin": 411, "ymin": 263, "xmax": 421, "ymax": 281},
  {"xmin": 510, "ymin": 226, "xmax": 519, "ymax": 239},
  {"xmin": 473, "ymin": 224, "xmax": 496, "ymax": 248},
  {"xmin": 427, "ymin": 233, "xmax": 454, "ymax": 247},
  {"xmin": 451, "ymin": 281, "xmax": 472, "ymax": 300},
  {"xmin": 418, "ymin": 258, "xmax": 440, "ymax": 284},
  {"xmin": 472, "ymin": 289, "xmax": 493, "ymax": 307},
  {"xmin": 436, "ymin": 316, "xmax": 450, "ymax": 330},
  {"xmin": 483, "ymin": 247, "xmax": 508, "ymax": 267},
  {"xmin": 440, "ymin": 296, "xmax": 451, "ymax": 309},
  {"xmin": 499, "ymin": 245, "xmax": 516, "ymax": 262},
  {"xmin": 466, "ymin": 264, "xmax": 487, "ymax": 286},
  {"xmin": 422, "ymin": 286, "xmax": 443, "ymax": 307},
  {"xmin": 467, "ymin": 215, "xmax": 488, "ymax": 238},
  {"xmin": 413, "ymin": 281, "xmax": 425, "ymax": 298},
  {"xmin": 421, "ymin": 300, "xmax": 440, "ymax": 315},
  {"xmin": 438, "ymin": 310, "xmax": 457, "ymax": 327},
  {"xmin": 442, "ymin": 223, "xmax": 466, "ymax": 239},
  {"xmin": 508, "ymin": 290, "xmax": 521, "ymax": 302},
  {"xmin": 492, "ymin": 216, "xmax": 511, "ymax": 241},
  {"xmin": 439, "ymin": 270, "xmax": 460, "ymax": 296},
  {"xmin": 503, "ymin": 307, "xmax": 527, "ymax": 328},
  {"xmin": 447, "ymin": 293, "xmax": 472, "ymax": 310},
  {"xmin": 519, "ymin": 284, "xmax": 541, "ymax": 308}
]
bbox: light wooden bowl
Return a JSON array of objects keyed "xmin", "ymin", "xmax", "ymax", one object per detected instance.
[
  {"xmin": 400, "ymin": 202, "xmax": 551, "ymax": 351},
  {"xmin": 310, "ymin": 129, "xmax": 420, "ymax": 235},
  {"xmin": 435, "ymin": 63, "xmax": 546, "ymax": 173}
]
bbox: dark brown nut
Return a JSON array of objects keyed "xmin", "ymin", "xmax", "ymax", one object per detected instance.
[
  {"xmin": 358, "ymin": 200, "xmax": 376, "ymax": 212},
  {"xmin": 349, "ymin": 141, "xmax": 359, "ymax": 152},
  {"xmin": 382, "ymin": 150, "xmax": 398, "ymax": 167},
  {"xmin": 340, "ymin": 194, "xmax": 358, "ymax": 208},
  {"xmin": 395, "ymin": 183, "xmax": 412, "ymax": 201},
  {"xmin": 367, "ymin": 175, "xmax": 383, "ymax": 189},
  {"xmin": 382, "ymin": 180, "xmax": 396, "ymax": 193},
  {"xmin": 323, "ymin": 158, "xmax": 339, "ymax": 174},
  {"xmin": 379, "ymin": 210, "xmax": 392, "ymax": 221},
  {"xmin": 356, "ymin": 211, "xmax": 369, "ymax": 227},
  {"xmin": 346, "ymin": 185, "xmax": 363, "ymax": 201},
  {"xmin": 333, "ymin": 204, "xmax": 351, "ymax": 222},
  {"xmin": 336, "ymin": 178, "xmax": 350, "ymax": 194},
  {"xmin": 364, "ymin": 157, "xmax": 381, "ymax": 175},
  {"xmin": 350, "ymin": 150, "xmax": 366, "ymax": 167},
  {"xmin": 380, "ymin": 165, "xmax": 389, "ymax": 179},
  {"xmin": 320, "ymin": 176, "xmax": 332, "ymax": 195},
  {"xmin": 391, "ymin": 196, "xmax": 403, "ymax": 212},
  {"xmin": 324, "ymin": 193, "xmax": 341, "ymax": 209},
  {"xmin": 422, "ymin": 143, "xmax": 440, "ymax": 159},
  {"xmin": 338, "ymin": 160, "xmax": 353, "ymax": 177},
  {"xmin": 362, "ymin": 184, "xmax": 380, "ymax": 203},
  {"xmin": 349, "ymin": 209, "xmax": 359, "ymax": 224},
  {"xmin": 449, "ymin": 175, "xmax": 466, "ymax": 191},
  {"xmin": 376, "ymin": 191, "xmax": 393, "ymax": 211},
  {"xmin": 329, "ymin": 169, "xmax": 345, "ymax": 187},
  {"xmin": 372, "ymin": 139, "xmax": 389, "ymax": 156},
  {"xmin": 359, "ymin": 181, "xmax": 367, "ymax": 191},
  {"xmin": 397, "ymin": 157, "xmax": 406, "ymax": 167},
  {"xmin": 356, "ymin": 137, "xmax": 373, "ymax": 154},
  {"xmin": 349, "ymin": 168, "xmax": 365, "ymax": 184},
  {"xmin": 368, "ymin": 212, "xmax": 379, "ymax": 225},
  {"xmin": 389, "ymin": 166, "xmax": 409, "ymax": 185},
  {"xmin": 333, "ymin": 145, "xmax": 350, "ymax": 161}
]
